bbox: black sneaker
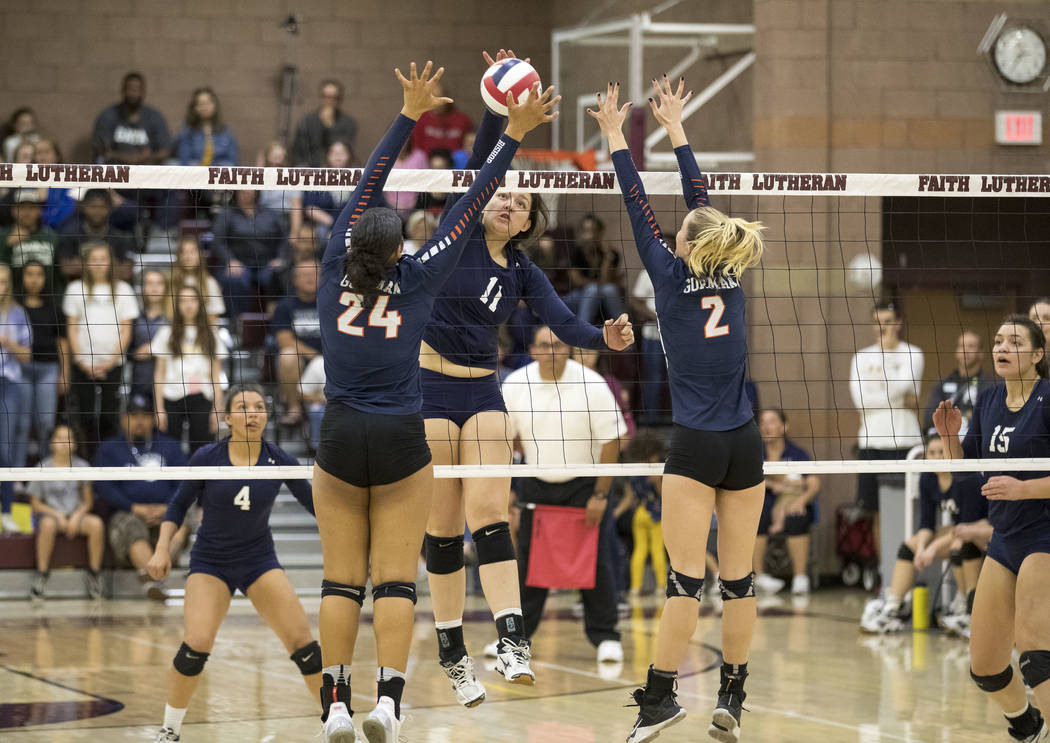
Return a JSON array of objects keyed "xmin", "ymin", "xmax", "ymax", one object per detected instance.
[
  {"xmin": 709, "ymin": 678, "xmax": 747, "ymax": 742},
  {"xmin": 30, "ymin": 571, "xmax": 47, "ymax": 600},
  {"xmin": 625, "ymin": 686, "xmax": 686, "ymax": 743}
]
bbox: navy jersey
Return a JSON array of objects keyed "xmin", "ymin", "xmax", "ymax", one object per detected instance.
[
  {"xmin": 612, "ymin": 145, "xmax": 753, "ymax": 431},
  {"xmin": 165, "ymin": 439, "xmax": 313, "ymax": 559},
  {"xmin": 423, "ymin": 112, "xmax": 604, "ymax": 369},
  {"xmin": 962, "ymin": 379, "xmax": 1050, "ymax": 538},
  {"xmin": 319, "ymin": 113, "xmax": 520, "ymax": 414},
  {"xmin": 917, "ymin": 472, "xmax": 986, "ymax": 531}
]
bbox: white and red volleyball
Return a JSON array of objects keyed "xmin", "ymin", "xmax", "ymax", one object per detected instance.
[{"xmin": 480, "ymin": 58, "xmax": 541, "ymax": 116}]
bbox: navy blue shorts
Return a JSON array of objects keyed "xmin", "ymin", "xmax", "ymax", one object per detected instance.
[
  {"xmin": 757, "ymin": 494, "xmax": 814, "ymax": 537},
  {"xmin": 189, "ymin": 551, "xmax": 283, "ymax": 595},
  {"xmin": 985, "ymin": 529, "xmax": 1050, "ymax": 575},
  {"xmin": 421, "ymin": 369, "xmax": 507, "ymax": 428}
]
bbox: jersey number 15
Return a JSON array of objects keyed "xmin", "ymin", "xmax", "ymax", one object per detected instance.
[{"xmin": 338, "ymin": 292, "xmax": 402, "ymax": 339}]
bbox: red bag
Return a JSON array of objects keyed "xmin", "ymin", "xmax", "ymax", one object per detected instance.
[{"xmin": 525, "ymin": 504, "xmax": 600, "ymax": 590}]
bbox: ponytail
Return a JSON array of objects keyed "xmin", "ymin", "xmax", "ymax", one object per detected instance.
[
  {"xmin": 683, "ymin": 206, "xmax": 765, "ymax": 279},
  {"xmin": 342, "ymin": 207, "xmax": 403, "ymax": 306}
]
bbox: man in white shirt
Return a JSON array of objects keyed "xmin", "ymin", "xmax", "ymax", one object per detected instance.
[
  {"xmin": 502, "ymin": 326, "xmax": 627, "ymax": 665},
  {"xmin": 848, "ymin": 301, "xmax": 925, "ymax": 517}
]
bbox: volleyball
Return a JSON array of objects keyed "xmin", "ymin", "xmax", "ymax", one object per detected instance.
[
  {"xmin": 480, "ymin": 57, "xmax": 541, "ymax": 116},
  {"xmin": 846, "ymin": 252, "xmax": 883, "ymax": 293}
]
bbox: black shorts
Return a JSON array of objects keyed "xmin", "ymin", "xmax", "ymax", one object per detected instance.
[
  {"xmin": 189, "ymin": 550, "xmax": 282, "ymax": 595},
  {"xmin": 664, "ymin": 419, "xmax": 764, "ymax": 491},
  {"xmin": 421, "ymin": 369, "xmax": 506, "ymax": 428},
  {"xmin": 856, "ymin": 448, "xmax": 910, "ymax": 513},
  {"xmin": 316, "ymin": 402, "xmax": 432, "ymax": 488}
]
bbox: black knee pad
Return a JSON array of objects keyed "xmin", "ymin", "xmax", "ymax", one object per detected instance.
[
  {"xmin": 959, "ymin": 541, "xmax": 984, "ymax": 560},
  {"xmin": 949, "ymin": 550, "xmax": 963, "ymax": 567},
  {"xmin": 897, "ymin": 543, "xmax": 915, "ymax": 562},
  {"xmin": 321, "ymin": 579, "xmax": 365, "ymax": 606},
  {"xmin": 372, "ymin": 581, "xmax": 417, "ymax": 605},
  {"xmin": 472, "ymin": 522, "xmax": 515, "ymax": 565},
  {"xmin": 424, "ymin": 533, "xmax": 465, "ymax": 575},
  {"xmin": 666, "ymin": 567, "xmax": 704, "ymax": 601},
  {"xmin": 1020, "ymin": 651, "xmax": 1050, "ymax": 690},
  {"xmin": 719, "ymin": 572, "xmax": 756, "ymax": 601},
  {"xmin": 970, "ymin": 665, "xmax": 1013, "ymax": 692},
  {"xmin": 173, "ymin": 642, "xmax": 210, "ymax": 676},
  {"xmin": 290, "ymin": 640, "xmax": 322, "ymax": 676}
]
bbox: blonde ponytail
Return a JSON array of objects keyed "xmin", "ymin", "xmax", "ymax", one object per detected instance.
[{"xmin": 683, "ymin": 206, "xmax": 765, "ymax": 279}]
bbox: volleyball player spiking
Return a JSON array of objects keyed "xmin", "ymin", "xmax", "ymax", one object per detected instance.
[
  {"xmin": 420, "ymin": 49, "xmax": 634, "ymax": 705},
  {"xmin": 147, "ymin": 383, "xmax": 318, "ymax": 743},
  {"xmin": 590, "ymin": 78, "xmax": 766, "ymax": 743},
  {"xmin": 934, "ymin": 315, "xmax": 1050, "ymax": 743},
  {"xmin": 310, "ymin": 61, "xmax": 556, "ymax": 743}
]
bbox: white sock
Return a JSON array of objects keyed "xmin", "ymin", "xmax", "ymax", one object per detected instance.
[
  {"xmin": 493, "ymin": 607, "xmax": 522, "ymax": 620},
  {"xmin": 163, "ymin": 704, "xmax": 187, "ymax": 735},
  {"xmin": 1005, "ymin": 703, "xmax": 1030, "ymax": 719},
  {"xmin": 323, "ymin": 664, "xmax": 350, "ymax": 684},
  {"xmin": 377, "ymin": 666, "xmax": 406, "ymax": 682},
  {"xmin": 434, "ymin": 618, "xmax": 463, "ymax": 630}
]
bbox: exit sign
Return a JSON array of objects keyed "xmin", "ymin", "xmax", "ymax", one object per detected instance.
[{"xmin": 995, "ymin": 111, "xmax": 1042, "ymax": 145}]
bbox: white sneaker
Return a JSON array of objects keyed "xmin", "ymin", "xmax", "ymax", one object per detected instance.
[
  {"xmin": 1, "ymin": 512, "xmax": 19, "ymax": 534},
  {"xmin": 323, "ymin": 701, "xmax": 356, "ymax": 742},
  {"xmin": 483, "ymin": 640, "xmax": 499, "ymax": 658},
  {"xmin": 494, "ymin": 637, "xmax": 535, "ymax": 685},
  {"xmin": 860, "ymin": 603, "xmax": 906, "ymax": 634},
  {"xmin": 440, "ymin": 655, "xmax": 485, "ymax": 707},
  {"xmin": 947, "ymin": 591, "xmax": 967, "ymax": 617},
  {"xmin": 791, "ymin": 575, "xmax": 810, "ymax": 595},
  {"xmin": 153, "ymin": 727, "xmax": 180, "ymax": 742},
  {"xmin": 597, "ymin": 639, "xmax": 624, "ymax": 663},
  {"xmin": 755, "ymin": 573, "xmax": 785, "ymax": 594},
  {"xmin": 361, "ymin": 697, "xmax": 402, "ymax": 743},
  {"xmin": 942, "ymin": 613, "xmax": 971, "ymax": 639}
]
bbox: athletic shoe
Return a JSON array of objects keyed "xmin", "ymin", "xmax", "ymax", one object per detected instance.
[
  {"xmin": 941, "ymin": 612, "xmax": 970, "ymax": 638},
  {"xmin": 598, "ymin": 640, "xmax": 624, "ymax": 663},
  {"xmin": 29, "ymin": 572, "xmax": 46, "ymax": 600},
  {"xmin": 440, "ymin": 655, "xmax": 486, "ymax": 708},
  {"xmin": 1016, "ymin": 723, "xmax": 1049, "ymax": 742},
  {"xmin": 754, "ymin": 573, "xmax": 784, "ymax": 594},
  {"xmin": 625, "ymin": 686, "xmax": 686, "ymax": 743},
  {"xmin": 361, "ymin": 697, "xmax": 401, "ymax": 743},
  {"xmin": 709, "ymin": 671, "xmax": 747, "ymax": 743},
  {"xmin": 791, "ymin": 575, "xmax": 810, "ymax": 595},
  {"xmin": 153, "ymin": 727, "xmax": 180, "ymax": 742},
  {"xmin": 1, "ymin": 512, "xmax": 20, "ymax": 534},
  {"xmin": 323, "ymin": 701, "xmax": 356, "ymax": 742},
  {"xmin": 85, "ymin": 571, "xmax": 104, "ymax": 600},
  {"xmin": 947, "ymin": 591, "xmax": 967, "ymax": 618},
  {"xmin": 861, "ymin": 597, "xmax": 884, "ymax": 624},
  {"xmin": 860, "ymin": 602, "xmax": 906, "ymax": 634},
  {"xmin": 494, "ymin": 637, "xmax": 535, "ymax": 685},
  {"xmin": 144, "ymin": 581, "xmax": 168, "ymax": 602},
  {"xmin": 483, "ymin": 640, "xmax": 499, "ymax": 658}
]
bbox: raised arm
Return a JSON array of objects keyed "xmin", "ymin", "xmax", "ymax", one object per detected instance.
[
  {"xmin": 649, "ymin": 75, "xmax": 709, "ymax": 209},
  {"xmin": 325, "ymin": 61, "xmax": 454, "ymax": 265},
  {"xmin": 523, "ymin": 263, "xmax": 634, "ymax": 351},
  {"xmin": 465, "ymin": 50, "xmax": 526, "ymax": 169}
]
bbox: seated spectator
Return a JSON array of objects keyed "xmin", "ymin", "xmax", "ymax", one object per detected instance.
[
  {"xmin": 2, "ymin": 106, "xmax": 39, "ymax": 161},
  {"xmin": 28, "ymin": 424, "xmax": 104, "ymax": 600},
  {"xmin": 0, "ymin": 264, "xmax": 31, "ymax": 534},
  {"xmin": 302, "ymin": 140, "xmax": 354, "ymax": 245},
  {"xmin": 0, "ymin": 188, "xmax": 59, "ymax": 289},
  {"xmin": 257, "ymin": 141, "xmax": 303, "ymax": 238},
  {"xmin": 529, "ymin": 231, "xmax": 573, "ymax": 295},
  {"xmin": 152, "ymin": 285, "xmax": 226, "ymax": 454},
  {"xmin": 15, "ymin": 260, "xmax": 68, "ymax": 467},
  {"xmin": 290, "ymin": 78, "xmax": 357, "ymax": 167},
  {"xmin": 922, "ymin": 329, "xmax": 994, "ymax": 437},
  {"xmin": 753, "ymin": 409, "xmax": 820, "ymax": 595},
  {"xmin": 403, "ymin": 209, "xmax": 438, "ymax": 256},
  {"xmin": 175, "ymin": 88, "xmax": 238, "ymax": 167},
  {"xmin": 130, "ymin": 269, "xmax": 171, "ymax": 399},
  {"xmin": 57, "ymin": 189, "xmax": 134, "ymax": 284},
  {"xmin": 273, "ymin": 224, "xmax": 321, "ymax": 294},
  {"xmin": 300, "ymin": 354, "xmax": 325, "ymax": 453},
  {"xmin": 387, "ymin": 140, "xmax": 428, "ymax": 217},
  {"xmin": 0, "ymin": 139, "xmax": 38, "ymax": 229},
  {"xmin": 413, "ymin": 147, "xmax": 453, "ymax": 213},
  {"xmin": 92, "ymin": 72, "xmax": 170, "ymax": 165},
  {"xmin": 273, "ymin": 258, "xmax": 320, "ymax": 425},
  {"xmin": 32, "ymin": 137, "xmax": 76, "ymax": 231},
  {"xmin": 566, "ymin": 214, "xmax": 625, "ymax": 325},
  {"xmin": 1029, "ymin": 297, "xmax": 1050, "ymax": 345},
  {"xmin": 92, "ymin": 393, "xmax": 189, "ymax": 600},
  {"xmin": 63, "ymin": 242, "xmax": 139, "ymax": 454},
  {"xmin": 171, "ymin": 236, "xmax": 224, "ymax": 319},
  {"xmin": 452, "ymin": 130, "xmax": 476, "ymax": 170},
  {"xmin": 630, "ymin": 266, "xmax": 667, "ymax": 425},
  {"xmin": 210, "ymin": 188, "xmax": 288, "ymax": 317},
  {"xmin": 411, "ymin": 83, "xmax": 473, "ymax": 155}
]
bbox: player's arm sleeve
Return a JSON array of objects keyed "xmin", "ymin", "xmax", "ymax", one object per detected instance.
[
  {"xmin": 674, "ymin": 144, "xmax": 710, "ymax": 209},
  {"xmin": 611, "ymin": 149, "xmax": 679, "ymax": 284},
  {"xmin": 960, "ymin": 390, "xmax": 984, "ymax": 459},
  {"xmin": 466, "ymin": 111, "xmax": 506, "ymax": 170},
  {"xmin": 917, "ymin": 476, "xmax": 936, "ymax": 532},
  {"xmin": 164, "ymin": 479, "xmax": 203, "ymax": 527},
  {"xmin": 523, "ymin": 264, "xmax": 605, "ymax": 349},
  {"xmin": 324, "ymin": 114, "xmax": 417, "ymax": 265},
  {"xmin": 288, "ymin": 479, "xmax": 314, "ymax": 516}
]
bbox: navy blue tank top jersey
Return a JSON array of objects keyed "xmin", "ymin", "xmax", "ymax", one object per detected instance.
[
  {"xmin": 917, "ymin": 472, "xmax": 986, "ymax": 531},
  {"xmin": 962, "ymin": 378, "xmax": 1050, "ymax": 538},
  {"xmin": 164, "ymin": 439, "xmax": 313, "ymax": 560},
  {"xmin": 318, "ymin": 113, "xmax": 520, "ymax": 414},
  {"xmin": 612, "ymin": 144, "xmax": 753, "ymax": 432},
  {"xmin": 423, "ymin": 112, "xmax": 604, "ymax": 369}
]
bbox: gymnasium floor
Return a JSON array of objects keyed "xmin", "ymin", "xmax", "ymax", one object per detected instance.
[{"xmin": 0, "ymin": 589, "xmax": 1010, "ymax": 741}]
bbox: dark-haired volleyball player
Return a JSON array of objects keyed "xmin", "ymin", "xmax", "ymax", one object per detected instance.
[
  {"xmin": 935, "ymin": 315, "xmax": 1050, "ymax": 743},
  {"xmin": 421, "ymin": 49, "xmax": 634, "ymax": 705},
  {"xmin": 312, "ymin": 61, "xmax": 557, "ymax": 743},
  {"xmin": 147, "ymin": 383, "xmax": 317, "ymax": 743},
  {"xmin": 591, "ymin": 79, "xmax": 766, "ymax": 743}
]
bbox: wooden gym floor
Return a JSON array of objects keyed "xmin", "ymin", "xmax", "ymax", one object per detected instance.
[{"xmin": 0, "ymin": 589, "xmax": 1015, "ymax": 741}]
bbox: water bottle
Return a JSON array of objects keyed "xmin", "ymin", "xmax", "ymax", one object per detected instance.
[{"xmin": 912, "ymin": 582, "xmax": 930, "ymax": 630}]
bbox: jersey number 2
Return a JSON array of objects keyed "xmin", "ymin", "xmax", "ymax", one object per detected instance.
[
  {"xmin": 233, "ymin": 486, "xmax": 251, "ymax": 511},
  {"xmin": 337, "ymin": 292, "xmax": 402, "ymax": 339},
  {"xmin": 701, "ymin": 296, "xmax": 730, "ymax": 338}
]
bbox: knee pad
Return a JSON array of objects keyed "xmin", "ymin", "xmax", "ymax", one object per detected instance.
[
  {"xmin": 424, "ymin": 533, "xmax": 465, "ymax": 575},
  {"xmin": 321, "ymin": 579, "xmax": 365, "ymax": 606},
  {"xmin": 959, "ymin": 541, "xmax": 984, "ymax": 560},
  {"xmin": 1020, "ymin": 651, "xmax": 1050, "ymax": 690},
  {"xmin": 666, "ymin": 568, "xmax": 704, "ymax": 601},
  {"xmin": 472, "ymin": 522, "xmax": 515, "ymax": 565},
  {"xmin": 897, "ymin": 543, "xmax": 915, "ymax": 562},
  {"xmin": 719, "ymin": 572, "xmax": 756, "ymax": 601},
  {"xmin": 949, "ymin": 550, "xmax": 963, "ymax": 567},
  {"xmin": 372, "ymin": 581, "xmax": 417, "ymax": 605},
  {"xmin": 970, "ymin": 665, "xmax": 1013, "ymax": 692},
  {"xmin": 173, "ymin": 642, "xmax": 210, "ymax": 677},
  {"xmin": 290, "ymin": 640, "xmax": 322, "ymax": 676}
]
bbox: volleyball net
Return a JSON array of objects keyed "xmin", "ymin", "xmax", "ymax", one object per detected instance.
[{"xmin": 0, "ymin": 161, "xmax": 1048, "ymax": 486}]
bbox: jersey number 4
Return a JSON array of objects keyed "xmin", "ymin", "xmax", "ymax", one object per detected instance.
[
  {"xmin": 337, "ymin": 292, "xmax": 402, "ymax": 339},
  {"xmin": 233, "ymin": 486, "xmax": 251, "ymax": 511},
  {"xmin": 701, "ymin": 296, "xmax": 730, "ymax": 338}
]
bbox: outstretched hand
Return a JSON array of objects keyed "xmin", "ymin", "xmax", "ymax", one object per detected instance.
[
  {"xmin": 586, "ymin": 82, "xmax": 631, "ymax": 136},
  {"xmin": 482, "ymin": 48, "xmax": 531, "ymax": 68},
  {"xmin": 649, "ymin": 74, "xmax": 692, "ymax": 129},
  {"xmin": 504, "ymin": 83, "xmax": 560, "ymax": 141},
  {"xmin": 603, "ymin": 313, "xmax": 635, "ymax": 351},
  {"xmin": 396, "ymin": 61, "xmax": 453, "ymax": 121},
  {"xmin": 931, "ymin": 400, "xmax": 962, "ymax": 441}
]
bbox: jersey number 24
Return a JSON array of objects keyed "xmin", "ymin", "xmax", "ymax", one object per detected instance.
[{"xmin": 338, "ymin": 292, "xmax": 402, "ymax": 339}]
